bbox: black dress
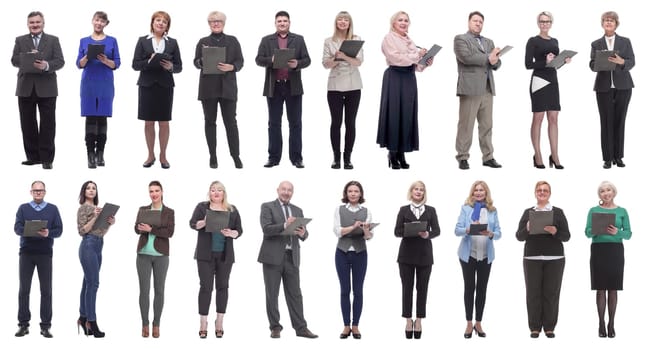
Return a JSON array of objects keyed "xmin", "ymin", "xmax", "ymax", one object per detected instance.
[
  {"xmin": 376, "ymin": 65, "xmax": 419, "ymax": 152},
  {"xmin": 525, "ymin": 36, "xmax": 560, "ymax": 112}
]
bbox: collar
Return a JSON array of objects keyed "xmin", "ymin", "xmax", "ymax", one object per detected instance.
[
  {"xmin": 276, "ymin": 32, "xmax": 289, "ymax": 39},
  {"xmin": 30, "ymin": 200, "xmax": 48, "ymax": 209},
  {"xmin": 533, "ymin": 203, "xmax": 553, "ymax": 211},
  {"xmin": 344, "ymin": 203, "xmax": 363, "ymax": 210},
  {"xmin": 147, "ymin": 33, "xmax": 168, "ymax": 40}
]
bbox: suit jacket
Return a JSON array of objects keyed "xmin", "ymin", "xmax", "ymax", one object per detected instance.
[
  {"xmin": 589, "ymin": 34, "xmax": 635, "ymax": 92},
  {"xmin": 193, "ymin": 33, "xmax": 244, "ymax": 101},
  {"xmin": 258, "ymin": 199, "xmax": 309, "ymax": 267},
  {"xmin": 11, "ymin": 32, "xmax": 65, "ymax": 97},
  {"xmin": 454, "ymin": 31, "xmax": 501, "ymax": 96},
  {"xmin": 454, "ymin": 204, "xmax": 502, "ymax": 264},
  {"xmin": 394, "ymin": 205, "xmax": 441, "ymax": 266},
  {"xmin": 132, "ymin": 35, "xmax": 183, "ymax": 88},
  {"xmin": 189, "ymin": 202, "xmax": 243, "ymax": 264},
  {"xmin": 255, "ymin": 32, "xmax": 311, "ymax": 97},
  {"xmin": 134, "ymin": 205, "xmax": 175, "ymax": 256}
]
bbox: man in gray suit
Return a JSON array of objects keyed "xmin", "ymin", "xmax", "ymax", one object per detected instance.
[
  {"xmin": 454, "ymin": 11, "xmax": 502, "ymax": 170},
  {"xmin": 258, "ymin": 181, "xmax": 317, "ymax": 339},
  {"xmin": 11, "ymin": 11, "xmax": 64, "ymax": 170}
]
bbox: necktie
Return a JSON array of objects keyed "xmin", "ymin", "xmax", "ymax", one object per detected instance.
[
  {"xmin": 475, "ymin": 36, "xmax": 484, "ymax": 50},
  {"xmin": 33, "ymin": 35, "xmax": 40, "ymax": 49},
  {"xmin": 282, "ymin": 204, "xmax": 289, "ymax": 220}
]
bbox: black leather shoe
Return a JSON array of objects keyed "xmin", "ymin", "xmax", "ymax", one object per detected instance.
[
  {"xmin": 614, "ymin": 158, "xmax": 625, "ymax": 167},
  {"xmin": 42, "ymin": 162, "xmax": 53, "ymax": 170},
  {"xmin": 15, "ymin": 326, "xmax": 29, "ymax": 337},
  {"xmin": 292, "ymin": 161, "xmax": 305, "ymax": 169},
  {"xmin": 40, "ymin": 328, "xmax": 53, "ymax": 338},
  {"xmin": 264, "ymin": 160, "xmax": 279, "ymax": 168},
  {"xmin": 233, "ymin": 156, "xmax": 243, "ymax": 169},
  {"xmin": 603, "ymin": 161, "xmax": 612, "ymax": 169},
  {"xmin": 270, "ymin": 327, "xmax": 281, "ymax": 338},
  {"xmin": 530, "ymin": 331, "xmax": 539, "ymax": 338},
  {"xmin": 161, "ymin": 162, "xmax": 170, "ymax": 169},
  {"xmin": 142, "ymin": 158, "xmax": 156, "ymax": 168},
  {"xmin": 545, "ymin": 331, "xmax": 555, "ymax": 338},
  {"xmin": 21, "ymin": 160, "xmax": 41, "ymax": 166},
  {"xmin": 209, "ymin": 160, "xmax": 218, "ymax": 169},
  {"xmin": 459, "ymin": 159, "xmax": 469, "ymax": 170},
  {"xmin": 482, "ymin": 159, "xmax": 502, "ymax": 168},
  {"xmin": 296, "ymin": 328, "xmax": 318, "ymax": 338}
]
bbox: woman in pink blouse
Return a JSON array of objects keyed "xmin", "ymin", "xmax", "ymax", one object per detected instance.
[{"xmin": 376, "ymin": 11, "xmax": 433, "ymax": 170}]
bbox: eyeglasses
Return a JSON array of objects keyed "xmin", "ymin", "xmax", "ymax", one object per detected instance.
[
  {"xmin": 538, "ymin": 20, "xmax": 552, "ymax": 24},
  {"xmin": 208, "ymin": 19, "xmax": 224, "ymax": 24},
  {"xmin": 603, "ymin": 18, "xmax": 616, "ymax": 23}
]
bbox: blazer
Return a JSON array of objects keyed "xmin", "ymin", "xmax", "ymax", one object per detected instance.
[
  {"xmin": 322, "ymin": 36, "xmax": 363, "ymax": 91},
  {"xmin": 258, "ymin": 199, "xmax": 309, "ymax": 267},
  {"xmin": 516, "ymin": 206, "xmax": 570, "ymax": 257},
  {"xmin": 255, "ymin": 32, "xmax": 311, "ymax": 97},
  {"xmin": 394, "ymin": 205, "xmax": 441, "ymax": 266},
  {"xmin": 134, "ymin": 205, "xmax": 175, "ymax": 256},
  {"xmin": 193, "ymin": 33, "xmax": 244, "ymax": 101},
  {"xmin": 589, "ymin": 34, "xmax": 635, "ymax": 92},
  {"xmin": 454, "ymin": 204, "xmax": 502, "ymax": 264},
  {"xmin": 454, "ymin": 31, "xmax": 501, "ymax": 96},
  {"xmin": 11, "ymin": 32, "xmax": 65, "ymax": 97},
  {"xmin": 132, "ymin": 35, "xmax": 183, "ymax": 88},
  {"xmin": 189, "ymin": 202, "xmax": 243, "ymax": 264}
]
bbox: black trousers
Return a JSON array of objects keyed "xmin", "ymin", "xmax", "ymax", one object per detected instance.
[
  {"xmin": 398, "ymin": 262, "xmax": 432, "ymax": 318},
  {"xmin": 201, "ymin": 98, "xmax": 240, "ymax": 157},
  {"xmin": 18, "ymin": 91, "xmax": 57, "ymax": 163},
  {"xmin": 327, "ymin": 89, "xmax": 361, "ymax": 154},
  {"xmin": 266, "ymin": 81, "xmax": 303, "ymax": 164},
  {"xmin": 460, "ymin": 257, "xmax": 492, "ymax": 321},
  {"xmin": 197, "ymin": 252, "xmax": 233, "ymax": 315},
  {"xmin": 595, "ymin": 89, "xmax": 631, "ymax": 161},
  {"xmin": 523, "ymin": 258, "xmax": 565, "ymax": 332},
  {"xmin": 18, "ymin": 253, "xmax": 53, "ymax": 328}
]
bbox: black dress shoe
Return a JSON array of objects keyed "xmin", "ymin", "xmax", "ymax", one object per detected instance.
[
  {"xmin": 15, "ymin": 326, "xmax": 29, "ymax": 337},
  {"xmin": 296, "ymin": 327, "xmax": 318, "ymax": 338},
  {"xmin": 545, "ymin": 331, "xmax": 555, "ymax": 338},
  {"xmin": 264, "ymin": 160, "xmax": 279, "ymax": 168},
  {"xmin": 161, "ymin": 162, "xmax": 170, "ymax": 169},
  {"xmin": 21, "ymin": 160, "xmax": 41, "ymax": 166},
  {"xmin": 142, "ymin": 158, "xmax": 156, "ymax": 168},
  {"xmin": 40, "ymin": 328, "xmax": 53, "ymax": 338},
  {"xmin": 270, "ymin": 327, "xmax": 281, "ymax": 338},
  {"xmin": 530, "ymin": 331, "xmax": 539, "ymax": 338},
  {"xmin": 42, "ymin": 162, "xmax": 53, "ymax": 170},
  {"xmin": 482, "ymin": 158, "xmax": 502, "ymax": 168},
  {"xmin": 603, "ymin": 161, "xmax": 612, "ymax": 169},
  {"xmin": 292, "ymin": 161, "xmax": 305, "ymax": 169},
  {"xmin": 209, "ymin": 160, "xmax": 218, "ymax": 169},
  {"xmin": 339, "ymin": 329, "xmax": 351, "ymax": 339},
  {"xmin": 233, "ymin": 156, "xmax": 243, "ymax": 169},
  {"xmin": 614, "ymin": 158, "xmax": 625, "ymax": 167},
  {"xmin": 458, "ymin": 159, "xmax": 470, "ymax": 170}
]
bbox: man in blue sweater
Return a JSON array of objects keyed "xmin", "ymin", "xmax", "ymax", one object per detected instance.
[{"xmin": 13, "ymin": 180, "xmax": 63, "ymax": 338}]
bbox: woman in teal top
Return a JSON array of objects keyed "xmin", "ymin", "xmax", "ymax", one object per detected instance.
[
  {"xmin": 134, "ymin": 180, "xmax": 175, "ymax": 338},
  {"xmin": 585, "ymin": 181, "xmax": 631, "ymax": 338}
]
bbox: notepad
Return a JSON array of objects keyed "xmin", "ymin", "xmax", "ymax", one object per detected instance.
[
  {"xmin": 202, "ymin": 46, "xmax": 226, "ymax": 74},
  {"xmin": 403, "ymin": 221, "xmax": 427, "ymax": 237},
  {"xmin": 91, "ymin": 203, "xmax": 120, "ymax": 231},
  {"xmin": 528, "ymin": 210, "xmax": 553, "ymax": 234}
]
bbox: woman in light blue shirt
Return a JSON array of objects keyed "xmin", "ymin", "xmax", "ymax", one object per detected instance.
[{"xmin": 454, "ymin": 180, "xmax": 501, "ymax": 338}]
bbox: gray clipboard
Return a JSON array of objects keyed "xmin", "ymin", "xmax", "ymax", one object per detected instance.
[
  {"xmin": 139, "ymin": 209, "xmax": 161, "ymax": 227},
  {"xmin": 24, "ymin": 220, "xmax": 47, "ymax": 237},
  {"xmin": 468, "ymin": 223, "xmax": 488, "ymax": 235},
  {"xmin": 528, "ymin": 210, "xmax": 553, "ymax": 234},
  {"xmin": 205, "ymin": 210, "xmax": 230, "ymax": 233},
  {"xmin": 546, "ymin": 49, "xmax": 577, "ymax": 69},
  {"xmin": 591, "ymin": 212, "xmax": 616, "ymax": 235},
  {"xmin": 593, "ymin": 50, "xmax": 617, "ymax": 71},
  {"xmin": 497, "ymin": 45, "xmax": 513, "ymax": 57},
  {"xmin": 335, "ymin": 40, "xmax": 364, "ymax": 61},
  {"xmin": 346, "ymin": 222, "xmax": 380, "ymax": 237},
  {"xmin": 272, "ymin": 48, "xmax": 295, "ymax": 69},
  {"xmin": 418, "ymin": 44, "xmax": 441, "ymax": 66},
  {"xmin": 282, "ymin": 217, "xmax": 311, "ymax": 235},
  {"xmin": 92, "ymin": 202, "xmax": 119, "ymax": 231},
  {"xmin": 19, "ymin": 52, "xmax": 42, "ymax": 73},
  {"xmin": 403, "ymin": 221, "xmax": 427, "ymax": 237},
  {"xmin": 202, "ymin": 46, "xmax": 226, "ymax": 75},
  {"xmin": 87, "ymin": 44, "xmax": 105, "ymax": 60}
]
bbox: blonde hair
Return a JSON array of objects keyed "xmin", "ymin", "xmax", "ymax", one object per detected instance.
[
  {"xmin": 465, "ymin": 180, "xmax": 496, "ymax": 211},
  {"xmin": 333, "ymin": 11, "xmax": 354, "ymax": 40},
  {"xmin": 209, "ymin": 181, "xmax": 234, "ymax": 211},
  {"xmin": 407, "ymin": 180, "xmax": 427, "ymax": 204},
  {"xmin": 537, "ymin": 11, "xmax": 553, "ymax": 23},
  {"xmin": 390, "ymin": 11, "xmax": 409, "ymax": 32},
  {"xmin": 601, "ymin": 11, "xmax": 619, "ymax": 26}
]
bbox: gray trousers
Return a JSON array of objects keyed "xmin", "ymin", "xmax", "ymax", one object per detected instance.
[{"xmin": 136, "ymin": 254, "xmax": 169, "ymax": 326}]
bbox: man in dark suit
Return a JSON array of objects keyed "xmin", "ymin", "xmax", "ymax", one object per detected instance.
[
  {"xmin": 256, "ymin": 11, "xmax": 311, "ymax": 169},
  {"xmin": 14, "ymin": 181, "xmax": 63, "ymax": 338},
  {"xmin": 11, "ymin": 11, "xmax": 65, "ymax": 170},
  {"xmin": 454, "ymin": 11, "xmax": 502, "ymax": 170},
  {"xmin": 258, "ymin": 181, "xmax": 317, "ymax": 339}
]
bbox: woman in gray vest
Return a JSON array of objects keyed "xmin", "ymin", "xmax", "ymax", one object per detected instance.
[{"xmin": 333, "ymin": 180, "xmax": 373, "ymax": 339}]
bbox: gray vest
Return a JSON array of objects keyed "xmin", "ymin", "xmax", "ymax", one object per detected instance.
[{"xmin": 337, "ymin": 206, "xmax": 368, "ymax": 252}]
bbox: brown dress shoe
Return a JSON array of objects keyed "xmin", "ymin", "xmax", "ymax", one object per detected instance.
[
  {"xmin": 152, "ymin": 326, "xmax": 160, "ymax": 338},
  {"xmin": 270, "ymin": 327, "xmax": 281, "ymax": 338},
  {"xmin": 142, "ymin": 325, "xmax": 149, "ymax": 338},
  {"xmin": 296, "ymin": 328, "xmax": 318, "ymax": 338}
]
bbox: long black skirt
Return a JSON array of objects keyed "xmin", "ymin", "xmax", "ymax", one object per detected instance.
[
  {"xmin": 376, "ymin": 65, "xmax": 418, "ymax": 152},
  {"xmin": 590, "ymin": 242, "xmax": 624, "ymax": 290}
]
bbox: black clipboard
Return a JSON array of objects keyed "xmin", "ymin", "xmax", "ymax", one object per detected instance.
[
  {"xmin": 593, "ymin": 50, "xmax": 617, "ymax": 71},
  {"xmin": 403, "ymin": 221, "xmax": 427, "ymax": 237},
  {"xmin": 205, "ymin": 210, "xmax": 230, "ymax": 233},
  {"xmin": 202, "ymin": 46, "xmax": 226, "ymax": 75},
  {"xmin": 591, "ymin": 212, "xmax": 616, "ymax": 235},
  {"xmin": 138, "ymin": 209, "xmax": 161, "ymax": 227},
  {"xmin": 346, "ymin": 223, "xmax": 379, "ymax": 237},
  {"xmin": 87, "ymin": 44, "xmax": 105, "ymax": 60},
  {"xmin": 418, "ymin": 44, "xmax": 442, "ymax": 66},
  {"xmin": 272, "ymin": 48, "xmax": 295, "ymax": 69},
  {"xmin": 150, "ymin": 52, "xmax": 172, "ymax": 66},
  {"xmin": 19, "ymin": 52, "xmax": 43, "ymax": 73},
  {"xmin": 528, "ymin": 210, "xmax": 554, "ymax": 234},
  {"xmin": 335, "ymin": 40, "xmax": 364, "ymax": 61},
  {"xmin": 92, "ymin": 203, "xmax": 120, "ymax": 231},
  {"xmin": 468, "ymin": 223, "xmax": 488, "ymax": 235}
]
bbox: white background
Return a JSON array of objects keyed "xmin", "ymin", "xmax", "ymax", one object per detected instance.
[{"xmin": 0, "ymin": 0, "xmax": 642, "ymax": 349}]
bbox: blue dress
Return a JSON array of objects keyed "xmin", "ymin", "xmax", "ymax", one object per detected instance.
[{"xmin": 76, "ymin": 36, "xmax": 121, "ymax": 117}]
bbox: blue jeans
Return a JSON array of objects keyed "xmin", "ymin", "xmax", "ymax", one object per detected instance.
[
  {"xmin": 79, "ymin": 235, "xmax": 103, "ymax": 321},
  {"xmin": 335, "ymin": 249, "xmax": 367, "ymax": 326}
]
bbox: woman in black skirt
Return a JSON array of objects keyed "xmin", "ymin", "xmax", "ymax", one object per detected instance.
[
  {"xmin": 376, "ymin": 11, "xmax": 433, "ymax": 170},
  {"xmin": 584, "ymin": 181, "xmax": 631, "ymax": 338},
  {"xmin": 133, "ymin": 11, "xmax": 182, "ymax": 169}
]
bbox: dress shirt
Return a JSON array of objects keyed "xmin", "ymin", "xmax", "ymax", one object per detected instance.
[{"xmin": 410, "ymin": 203, "xmax": 425, "ymax": 219}]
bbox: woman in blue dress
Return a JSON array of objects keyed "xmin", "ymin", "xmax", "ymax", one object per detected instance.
[{"xmin": 76, "ymin": 11, "xmax": 120, "ymax": 168}]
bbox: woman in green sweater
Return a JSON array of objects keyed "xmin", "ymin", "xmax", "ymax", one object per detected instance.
[{"xmin": 585, "ymin": 181, "xmax": 631, "ymax": 338}]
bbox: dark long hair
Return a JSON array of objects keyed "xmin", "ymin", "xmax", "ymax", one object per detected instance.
[{"xmin": 78, "ymin": 180, "xmax": 99, "ymax": 205}]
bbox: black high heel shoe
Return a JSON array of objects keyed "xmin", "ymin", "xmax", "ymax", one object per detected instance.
[
  {"xmin": 603, "ymin": 161, "xmax": 612, "ymax": 169},
  {"xmin": 340, "ymin": 327, "xmax": 351, "ymax": 339},
  {"xmin": 388, "ymin": 152, "xmax": 401, "ymax": 170},
  {"xmin": 77, "ymin": 317, "xmax": 92, "ymax": 336},
  {"xmin": 613, "ymin": 158, "xmax": 625, "ymax": 167},
  {"xmin": 405, "ymin": 319, "xmax": 413, "ymax": 339},
  {"xmin": 464, "ymin": 324, "xmax": 473, "ymax": 339},
  {"xmin": 397, "ymin": 152, "xmax": 410, "ymax": 169},
  {"xmin": 86, "ymin": 320, "xmax": 105, "ymax": 338},
  {"xmin": 533, "ymin": 155, "xmax": 545, "ymax": 169},
  {"xmin": 474, "ymin": 324, "xmax": 486, "ymax": 338},
  {"xmin": 413, "ymin": 319, "xmax": 422, "ymax": 339},
  {"xmin": 598, "ymin": 322, "xmax": 607, "ymax": 338},
  {"xmin": 548, "ymin": 155, "xmax": 564, "ymax": 169}
]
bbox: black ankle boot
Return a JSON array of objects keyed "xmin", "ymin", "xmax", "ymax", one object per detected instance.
[
  {"xmin": 388, "ymin": 151, "xmax": 401, "ymax": 169},
  {"xmin": 343, "ymin": 152, "xmax": 353, "ymax": 169},
  {"xmin": 232, "ymin": 155, "xmax": 243, "ymax": 169},
  {"xmin": 96, "ymin": 150, "xmax": 105, "ymax": 166},
  {"xmin": 397, "ymin": 152, "xmax": 410, "ymax": 169},
  {"xmin": 78, "ymin": 316, "xmax": 91, "ymax": 335},
  {"xmin": 209, "ymin": 155, "xmax": 218, "ymax": 169},
  {"xmin": 331, "ymin": 152, "xmax": 341, "ymax": 169},
  {"xmin": 87, "ymin": 151, "xmax": 97, "ymax": 169},
  {"xmin": 86, "ymin": 321, "xmax": 105, "ymax": 338}
]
